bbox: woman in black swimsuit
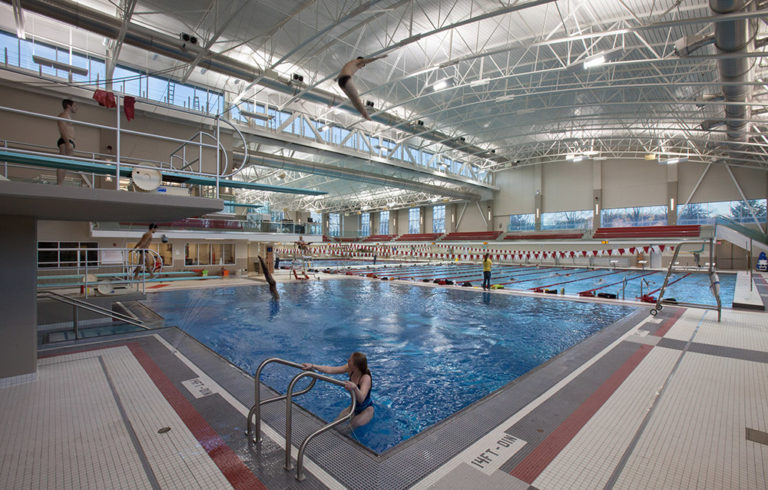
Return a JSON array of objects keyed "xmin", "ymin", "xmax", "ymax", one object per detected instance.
[{"xmin": 303, "ymin": 352, "xmax": 374, "ymax": 428}]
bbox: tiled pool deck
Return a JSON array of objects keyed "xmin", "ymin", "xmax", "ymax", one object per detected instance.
[{"xmin": 1, "ymin": 272, "xmax": 766, "ymax": 489}]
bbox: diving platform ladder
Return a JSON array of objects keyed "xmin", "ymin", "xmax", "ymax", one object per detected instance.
[
  {"xmin": 246, "ymin": 358, "xmax": 357, "ymax": 481},
  {"xmin": 650, "ymin": 239, "xmax": 722, "ymax": 322}
]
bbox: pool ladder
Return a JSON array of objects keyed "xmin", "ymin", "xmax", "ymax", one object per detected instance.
[
  {"xmin": 650, "ymin": 239, "xmax": 721, "ymax": 322},
  {"xmin": 246, "ymin": 358, "xmax": 357, "ymax": 481}
]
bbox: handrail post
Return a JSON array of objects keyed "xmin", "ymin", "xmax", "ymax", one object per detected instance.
[
  {"xmin": 215, "ymin": 116, "xmax": 221, "ymax": 199},
  {"xmin": 115, "ymin": 93, "xmax": 121, "ymax": 189},
  {"xmin": 72, "ymin": 303, "xmax": 79, "ymax": 339}
]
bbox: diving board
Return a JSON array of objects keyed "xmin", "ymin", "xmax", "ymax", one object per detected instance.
[{"xmin": 0, "ymin": 150, "xmax": 326, "ymax": 195}]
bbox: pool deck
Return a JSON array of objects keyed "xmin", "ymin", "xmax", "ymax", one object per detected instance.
[{"xmin": 2, "ymin": 272, "xmax": 767, "ymax": 489}]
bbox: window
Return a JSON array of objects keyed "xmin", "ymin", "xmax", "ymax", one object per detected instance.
[
  {"xmin": 408, "ymin": 208, "xmax": 420, "ymax": 233},
  {"xmin": 541, "ymin": 210, "xmax": 592, "ymax": 230},
  {"xmin": 432, "ymin": 205, "xmax": 445, "ymax": 233},
  {"xmin": 328, "ymin": 213, "xmax": 341, "ymax": 237},
  {"xmin": 379, "ymin": 211, "xmax": 390, "ymax": 234},
  {"xmin": 37, "ymin": 242, "xmax": 97, "ymax": 268},
  {"xmin": 127, "ymin": 241, "xmax": 173, "ymax": 267},
  {"xmin": 270, "ymin": 210, "xmax": 285, "ymax": 222},
  {"xmin": 508, "ymin": 214, "xmax": 535, "ymax": 231},
  {"xmin": 601, "ymin": 206, "xmax": 668, "ymax": 227},
  {"xmin": 361, "ymin": 213, "xmax": 371, "ymax": 236},
  {"xmin": 185, "ymin": 242, "xmax": 234, "ymax": 266},
  {"xmin": 677, "ymin": 199, "xmax": 767, "ymax": 225}
]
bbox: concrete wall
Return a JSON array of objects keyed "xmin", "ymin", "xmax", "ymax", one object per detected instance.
[
  {"xmin": 0, "ymin": 216, "xmax": 37, "ymax": 380},
  {"xmin": 494, "ymin": 159, "xmax": 767, "ymax": 218},
  {"xmin": 0, "ymin": 83, "xmax": 229, "ymax": 183}
]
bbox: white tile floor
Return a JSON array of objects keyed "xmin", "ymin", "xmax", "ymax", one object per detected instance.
[{"xmin": 0, "ymin": 346, "xmax": 232, "ymax": 490}]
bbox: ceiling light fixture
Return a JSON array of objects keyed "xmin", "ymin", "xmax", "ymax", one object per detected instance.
[
  {"xmin": 469, "ymin": 78, "xmax": 490, "ymax": 87},
  {"xmin": 239, "ymin": 110, "xmax": 272, "ymax": 121},
  {"xmin": 660, "ymin": 157, "xmax": 688, "ymax": 165},
  {"xmin": 432, "ymin": 78, "xmax": 453, "ymax": 91},
  {"xmin": 582, "ymin": 48, "xmax": 623, "ymax": 70},
  {"xmin": 494, "ymin": 94, "xmax": 515, "ymax": 102}
]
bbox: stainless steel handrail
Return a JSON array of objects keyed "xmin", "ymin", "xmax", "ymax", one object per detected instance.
[
  {"xmin": 246, "ymin": 358, "xmax": 317, "ymax": 443},
  {"xmin": 37, "ymin": 290, "xmax": 147, "ymax": 340},
  {"xmin": 285, "ymin": 370, "xmax": 356, "ymax": 481},
  {"xmin": 652, "ymin": 239, "xmax": 722, "ymax": 321}
]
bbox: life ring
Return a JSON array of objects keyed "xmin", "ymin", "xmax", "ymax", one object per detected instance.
[
  {"xmin": 710, "ymin": 272, "xmax": 720, "ymax": 296},
  {"xmin": 152, "ymin": 257, "xmax": 163, "ymax": 273}
]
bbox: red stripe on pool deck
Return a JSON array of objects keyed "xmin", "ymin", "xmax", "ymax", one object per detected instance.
[
  {"xmin": 41, "ymin": 343, "xmax": 265, "ymax": 490},
  {"xmin": 652, "ymin": 307, "xmax": 685, "ymax": 337},
  {"xmin": 509, "ymin": 343, "xmax": 653, "ymax": 484},
  {"xmin": 127, "ymin": 344, "xmax": 267, "ymax": 490}
]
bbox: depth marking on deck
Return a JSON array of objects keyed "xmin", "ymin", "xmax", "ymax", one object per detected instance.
[
  {"xmin": 182, "ymin": 377, "xmax": 215, "ymax": 398},
  {"xmin": 468, "ymin": 433, "xmax": 526, "ymax": 474},
  {"xmin": 412, "ymin": 316, "xmax": 652, "ymax": 489}
]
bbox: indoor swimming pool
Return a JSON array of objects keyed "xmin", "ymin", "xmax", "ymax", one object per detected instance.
[
  {"xmin": 337, "ymin": 264, "xmax": 736, "ymax": 306},
  {"xmin": 141, "ymin": 280, "xmax": 636, "ymax": 453}
]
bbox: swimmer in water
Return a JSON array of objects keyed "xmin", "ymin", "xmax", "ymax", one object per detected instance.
[{"xmin": 303, "ymin": 352, "xmax": 373, "ymax": 428}]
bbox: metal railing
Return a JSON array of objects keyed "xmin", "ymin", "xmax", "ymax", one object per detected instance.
[
  {"xmin": 651, "ymin": 239, "xmax": 722, "ymax": 321},
  {"xmin": 0, "ymin": 99, "xmax": 248, "ymax": 198},
  {"xmin": 37, "ymin": 290, "xmax": 147, "ymax": 340},
  {"xmin": 38, "ymin": 246, "xmax": 164, "ymax": 297},
  {"xmin": 246, "ymin": 357, "xmax": 356, "ymax": 481}
]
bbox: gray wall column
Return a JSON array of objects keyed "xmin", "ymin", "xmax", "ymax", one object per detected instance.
[
  {"xmin": 0, "ymin": 215, "xmax": 38, "ymax": 380},
  {"xmin": 667, "ymin": 163, "xmax": 679, "ymax": 225}
]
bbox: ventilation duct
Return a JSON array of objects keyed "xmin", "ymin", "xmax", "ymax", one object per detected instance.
[{"xmin": 710, "ymin": 0, "xmax": 755, "ymax": 143}]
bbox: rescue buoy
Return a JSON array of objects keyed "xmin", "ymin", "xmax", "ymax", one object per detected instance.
[{"xmin": 710, "ymin": 272, "xmax": 720, "ymax": 297}]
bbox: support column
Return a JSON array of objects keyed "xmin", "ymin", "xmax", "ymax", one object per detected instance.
[
  {"xmin": 534, "ymin": 165, "xmax": 543, "ymax": 231},
  {"xmin": 667, "ymin": 162, "xmax": 679, "ymax": 225},
  {"xmin": 0, "ymin": 215, "xmax": 38, "ymax": 381},
  {"xmin": 592, "ymin": 160, "xmax": 603, "ymax": 229}
]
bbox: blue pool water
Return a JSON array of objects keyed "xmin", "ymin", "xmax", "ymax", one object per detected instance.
[
  {"xmin": 340, "ymin": 264, "xmax": 736, "ymax": 306},
  {"xmin": 142, "ymin": 281, "xmax": 636, "ymax": 453}
]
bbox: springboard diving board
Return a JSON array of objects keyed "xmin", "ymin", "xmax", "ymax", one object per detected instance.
[{"xmin": 0, "ymin": 150, "xmax": 327, "ymax": 196}]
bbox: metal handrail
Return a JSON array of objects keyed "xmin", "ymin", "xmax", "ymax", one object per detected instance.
[
  {"xmin": 246, "ymin": 358, "xmax": 318, "ymax": 443},
  {"xmin": 285, "ymin": 370, "xmax": 356, "ymax": 481},
  {"xmin": 37, "ymin": 290, "xmax": 147, "ymax": 340},
  {"xmin": 652, "ymin": 239, "xmax": 722, "ymax": 321}
]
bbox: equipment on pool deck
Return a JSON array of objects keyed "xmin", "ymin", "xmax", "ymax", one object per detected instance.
[
  {"xmin": 757, "ymin": 252, "xmax": 767, "ymax": 271},
  {"xmin": 650, "ymin": 239, "xmax": 721, "ymax": 322}
]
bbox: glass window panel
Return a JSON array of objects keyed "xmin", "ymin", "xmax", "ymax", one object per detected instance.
[
  {"xmin": 541, "ymin": 210, "xmax": 592, "ymax": 230},
  {"xmin": 328, "ymin": 213, "xmax": 340, "ymax": 237},
  {"xmin": 379, "ymin": 211, "xmax": 390, "ymax": 234},
  {"xmin": 210, "ymin": 244, "xmax": 221, "ymax": 264},
  {"xmin": 113, "ymin": 65, "xmax": 141, "ymax": 96},
  {"xmin": 0, "ymin": 31, "xmax": 20, "ymax": 66},
  {"xmin": 432, "ymin": 205, "xmax": 445, "ymax": 233},
  {"xmin": 222, "ymin": 244, "xmax": 235, "ymax": 264},
  {"xmin": 408, "ymin": 208, "xmax": 420, "ymax": 233},
  {"xmin": 185, "ymin": 243, "xmax": 199, "ymax": 265},
  {"xmin": 361, "ymin": 213, "xmax": 370, "ymax": 236},
  {"xmin": 601, "ymin": 206, "xmax": 668, "ymax": 227},
  {"xmin": 198, "ymin": 243, "xmax": 211, "ymax": 265},
  {"xmin": 509, "ymin": 214, "xmax": 535, "ymax": 231}
]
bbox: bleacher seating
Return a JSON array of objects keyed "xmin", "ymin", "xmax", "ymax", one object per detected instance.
[
  {"xmin": 504, "ymin": 232, "xmax": 583, "ymax": 240},
  {"xmin": 442, "ymin": 231, "xmax": 502, "ymax": 241},
  {"xmin": 363, "ymin": 234, "xmax": 397, "ymax": 242},
  {"xmin": 334, "ymin": 237, "xmax": 359, "ymax": 243},
  {"xmin": 395, "ymin": 233, "xmax": 443, "ymax": 242},
  {"xmin": 592, "ymin": 225, "xmax": 701, "ymax": 239}
]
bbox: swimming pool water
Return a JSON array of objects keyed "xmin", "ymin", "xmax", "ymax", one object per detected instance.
[{"xmin": 142, "ymin": 280, "xmax": 636, "ymax": 453}]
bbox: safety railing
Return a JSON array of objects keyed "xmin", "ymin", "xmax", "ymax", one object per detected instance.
[
  {"xmin": 38, "ymin": 246, "xmax": 163, "ymax": 297},
  {"xmin": 37, "ymin": 290, "xmax": 147, "ymax": 340},
  {"xmin": 246, "ymin": 357, "xmax": 356, "ymax": 481},
  {"xmin": 651, "ymin": 239, "xmax": 721, "ymax": 322},
  {"xmin": 0, "ymin": 98, "xmax": 248, "ymax": 198}
]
